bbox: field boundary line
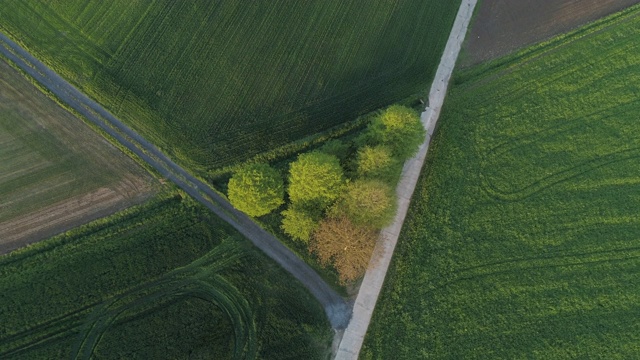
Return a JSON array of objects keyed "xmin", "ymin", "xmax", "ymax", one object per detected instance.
[
  {"xmin": 0, "ymin": 32, "xmax": 350, "ymax": 330},
  {"xmin": 334, "ymin": 1, "xmax": 477, "ymax": 358}
]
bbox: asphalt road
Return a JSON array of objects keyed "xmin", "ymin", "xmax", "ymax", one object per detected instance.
[{"xmin": 0, "ymin": 32, "xmax": 350, "ymax": 329}]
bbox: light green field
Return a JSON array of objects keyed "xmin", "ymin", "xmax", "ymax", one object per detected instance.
[
  {"xmin": 0, "ymin": 0, "xmax": 460, "ymax": 173},
  {"xmin": 0, "ymin": 59, "xmax": 153, "ymax": 249},
  {"xmin": 0, "ymin": 194, "xmax": 331, "ymax": 359},
  {"xmin": 363, "ymin": 5, "xmax": 640, "ymax": 359}
]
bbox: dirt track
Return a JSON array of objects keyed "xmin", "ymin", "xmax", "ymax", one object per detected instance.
[
  {"xmin": 462, "ymin": 0, "xmax": 640, "ymax": 65},
  {"xmin": 0, "ymin": 32, "xmax": 350, "ymax": 330}
]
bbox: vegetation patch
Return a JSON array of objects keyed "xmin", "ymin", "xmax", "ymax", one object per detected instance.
[
  {"xmin": 229, "ymin": 105, "xmax": 424, "ymax": 284},
  {"xmin": 0, "ymin": 194, "xmax": 331, "ymax": 359},
  {"xmin": 0, "ymin": 0, "xmax": 460, "ymax": 173},
  {"xmin": 363, "ymin": 6, "xmax": 640, "ymax": 358}
]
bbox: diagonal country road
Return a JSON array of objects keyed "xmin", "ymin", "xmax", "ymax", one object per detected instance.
[{"xmin": 0, "ymin": 32, "xmax": 351, "ymax": 329}]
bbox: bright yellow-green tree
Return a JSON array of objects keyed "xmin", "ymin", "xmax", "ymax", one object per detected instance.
[
  {"xmin": 281, "ymin": 205, "xmax": 320, "ymax": 243},
  {"xmin": 330, "ymin": 179, "xmax": 396, "ymax": 229},
  {"xmin": 365, "ymin": 105, "xmax": 425, "ymax": 160},
  {"xmin": 287, "ymin": 152, "xmax": 346, "ymax": 208},
  {"xmin": 228, "ymin": 163, "xmax": 284, "ymax": 217}
]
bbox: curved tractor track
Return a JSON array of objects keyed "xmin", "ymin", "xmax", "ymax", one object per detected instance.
[
  {"xmin": 71, "ymin": 241, "xmax": 256, "ymax": 360},
  {"xmin": 0, "ymin": 32, "xmax": 350, "ymax": 330}
]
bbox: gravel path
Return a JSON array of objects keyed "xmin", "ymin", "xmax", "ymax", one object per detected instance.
[
  {"xmin": 334, "ymin": 1, "xmax": 478, "ymax": 358},
  {"xmin": 0, "ymin": 33, "xmax": 351, "ymax": 329}
]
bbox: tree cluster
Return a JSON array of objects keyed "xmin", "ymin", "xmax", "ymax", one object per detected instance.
[
  {"xmin": 283, "ymin": 105, "xmax": 424, "ymax": 283},
  {"xmin": 227, "ymin": 105, "xmax": 425, "ymax": 284}
]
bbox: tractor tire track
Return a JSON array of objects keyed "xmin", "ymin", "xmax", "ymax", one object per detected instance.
[{"xmin": 0, "ymin": 32, "xmax": 350, "ymax": 329}]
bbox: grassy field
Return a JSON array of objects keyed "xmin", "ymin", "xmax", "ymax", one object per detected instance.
[
  {"xmin": 0, "ymin": 59, "xmax": 154, "ymax": 252},
  {"xmin": 0, "ymin": 0, "xmax": 460, "ymax": 173},
  {"xmin": 0, "ymin": 193, "xmax": 331, "ymax": 359},
  {"xmin": 363, "ymin": 6, "xmax": 640, "ymax": 359}
]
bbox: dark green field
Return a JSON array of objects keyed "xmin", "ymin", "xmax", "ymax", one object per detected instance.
[
  {"xmin": 363, "ymin": 5, "xmax": 640, "ymax": 359},
  {"xmin": 0, "ymin": 0, "xmax": 460, "ymax": 173},
  {"xmin": 0, "ymin": 194, "xmax": 331, "ymax": 359}
]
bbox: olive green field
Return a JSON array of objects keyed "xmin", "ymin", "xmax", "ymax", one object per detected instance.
[{"xmin": 0, "ymin": 59, "xmax": 154, "ymax": 251}]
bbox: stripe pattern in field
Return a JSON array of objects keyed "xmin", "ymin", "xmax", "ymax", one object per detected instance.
[
  {"xmin": 0, "ymin": 59, "xmax": 154, "ymax": 251},
  {"xmin": 0, "ymin": 0, "xmax": 460, "ymax": 170},
  {"xmin": 0, "ymin": 197, "xmax": 331, "ymax": 359},
  {"xmin": 362, "ymin": 5, "xmax": 640, "ymax": 358}
]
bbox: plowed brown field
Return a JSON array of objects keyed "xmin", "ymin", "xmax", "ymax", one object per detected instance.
[
  {"xmin": 462, "ymin": 0, "xmax": 640, "ymax": 65},
  {"xmin": 0, "ymin": 60, "xmax": 155, "ymax": 254}
]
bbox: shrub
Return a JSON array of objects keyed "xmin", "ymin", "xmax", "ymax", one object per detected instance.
[{"xmin": 318, "ymin": 139, "xmax": 350, "ymax": 163}]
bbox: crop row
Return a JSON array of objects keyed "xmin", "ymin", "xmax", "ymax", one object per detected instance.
[
  {"xmin": 0, "ymin": 0, "xmax": 461, "ymax": 173},
  {"xmin": 0, "ymin": 193, "xmax": 332, "ymax": 358},
  {"xmin": 363, "ymin": 5, "xmax": 640, "ymax": 358}
]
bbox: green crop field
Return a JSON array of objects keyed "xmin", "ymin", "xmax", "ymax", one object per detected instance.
[
  {"xmin": 0, "ymin": 0, "xmax": 460, "ymax": 173},
  {"xmin": 363, "ymin": 6, "xmax": 640, "ymax": 359},
  {"xmin": 0, "ymin": 59, "xmax": 154, "ymax": 249},
  {"xmin": 0, "ymin": 194, "xmax": 331, "ymax": 359}
]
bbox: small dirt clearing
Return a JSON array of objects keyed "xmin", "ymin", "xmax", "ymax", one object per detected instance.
[
  {"xmin": 462, "ymin": 0, "xmax": 640, "ymax": 65},
  {"xmin": 0, "ymin": 60, "xmax": 155, "ymax": 253}
]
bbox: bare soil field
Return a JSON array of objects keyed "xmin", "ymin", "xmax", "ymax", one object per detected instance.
[
  {"xmin": 462, "ymin": 0, "xmax": 640, "ymax": 65},
  {"xmin": 0, "ymin": 60, "xmax": 155, "ymax": 254}
]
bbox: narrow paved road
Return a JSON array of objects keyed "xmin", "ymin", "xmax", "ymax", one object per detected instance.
[
  {"xmin": 0, "ymin": 32, "xmax": 350, "ymax": 329},
  {"xmin": 334, "ymin": 0, "xmax": 478, "ymax": 358}
]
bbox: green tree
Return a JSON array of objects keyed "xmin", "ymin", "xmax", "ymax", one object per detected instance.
[
  {"xmin": 281, "ymin": 205, "xmax": 320, "ymax": 243},
  {"xmin": 330, "ymin": 180, "xmax": 396, "ymax": 229},
  {"xmin": 356, "ymin": 145, "xmax": 401, "ymax": 184},
  {"xmin": 319, "ymin": 139, "xmax": 350, "ymax": 163},
  {"xmin": 287, "ymin": 152, "xmax": 346, "ymax": 208},
  {"xmin": 365, "ymin": 105, "xmax": 425, "ymax": 160},
  {"xmin": 228, "ymin": 163, "xmax": 284, "ymax": 217}
]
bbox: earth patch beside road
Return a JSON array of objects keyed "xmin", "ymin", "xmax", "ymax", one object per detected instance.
[
  {"xmin": 0, "ymin": 59, "xmax": 155, "ymax": 254},
  {"xmin": 462, "ymin": 0, "xmax": 640, "ymax": 65}
]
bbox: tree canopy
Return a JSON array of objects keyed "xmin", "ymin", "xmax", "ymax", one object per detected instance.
[
  {"xmin": 287, "ymin": 151, "xmax": 346, "ymax": 208},
  {"xmin": 310, "ymin": 216, "xmax": 377, "ymax": 284},
  {"xmin": 356, "ymin": 145, "xmax": 401, "ymax": 184},
  {"xmin": 228, "ymin": 163, "xmax": 284, "ymax": 217},
  {"xmin": 366, "ymin": 105, "xmax": 425, "ymax": 160},
  {"xmin": 281, "ymin": 205, "xmax": 320, "ymax": 243},
  {"xmin": 330, "ymin": 179, "xmax": 396, "ymax": 229}
]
